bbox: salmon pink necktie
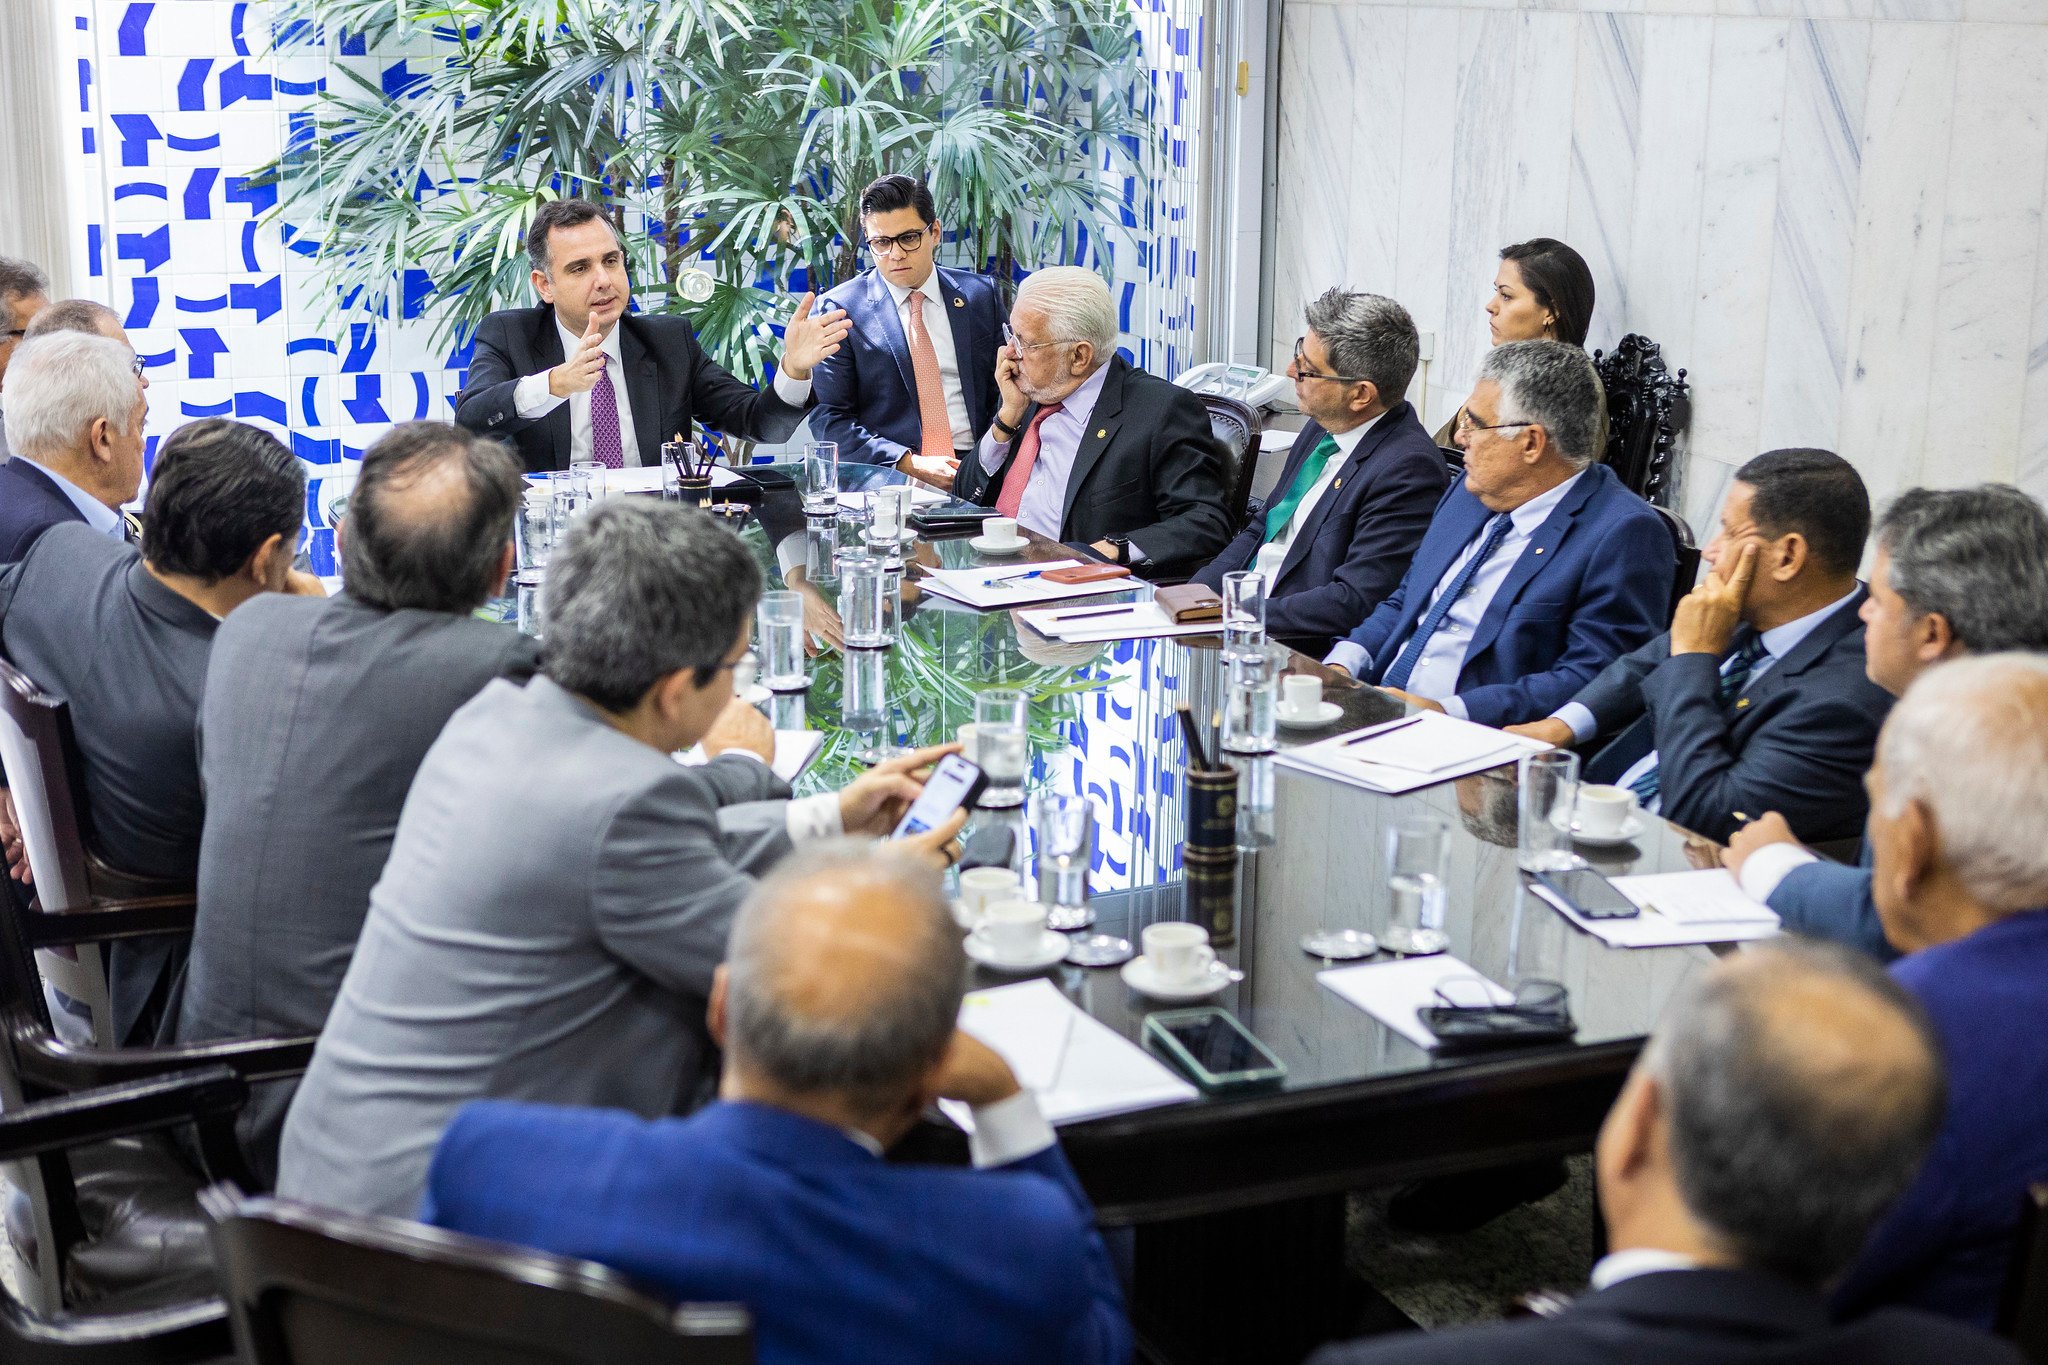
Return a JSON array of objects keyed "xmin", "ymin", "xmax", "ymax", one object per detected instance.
[{"xmin": 995, "ymin": 402, "xmax": 1063, "ymax": 520}]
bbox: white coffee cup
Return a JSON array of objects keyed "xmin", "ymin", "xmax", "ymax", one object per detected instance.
[
  {"xmin": 980, "ymin": 899, "xmax": 1047, "ymax": 960},
  {"xmin": 983, "ymin": 516, "xmax": 1023, "ymax": 547},
  {"xmin": 1143, "ymin": 922, "xmax": 1216, "ymax": 986},
  {"xmin": 1279, "ymin": 674, "xmax": 1322, "ymax": 719},
  {"xmin": 958, "ymin": 867, "xmax": 1021, "ymax": 922},
  {"xmin": 1576, "ymin": 784, "xmax": 1638, "ymax": 838}
]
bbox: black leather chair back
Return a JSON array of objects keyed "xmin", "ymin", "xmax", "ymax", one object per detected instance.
[
  {"xmin": 1651, "ymin": 503, "xmax": 1702, "ymax": 622},
  {"xmin": 1998, "ymin": 1182, "xmax": 2048, "ymax": 1362},
  {"xmin": 1593, "ymin": 334, "xmax": 1689, "ymax": 508},
  {"xmin": 1198, "ymin": 394, "xmax": 1262, "ymax": 526},
  {"xmin": 200, "ymin": 1187, "xmax": 755, "ymax": 1365}
]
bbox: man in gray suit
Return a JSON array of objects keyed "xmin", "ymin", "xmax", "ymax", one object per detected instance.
[
  {"xmin": 170, "ymin": 422, "xmax": 537, "ymax": 1179},
  {"xmin": 276, "ymin": 499, "xmax": 966, "ymax": 1218}
]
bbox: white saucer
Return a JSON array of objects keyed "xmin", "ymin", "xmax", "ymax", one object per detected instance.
[
  {"xmin": 1120, "ymin": 955, "xmax": 1235, "ymax": 1002},
  {"xmin": 1571, "ymin": 814, "xmax": 1647, "ymax": 847},
  {"xmin": 1275, "ymin": 700, "xmax": 1344, "ymax": 730},
  {"xmin": 965, "ymin": 928, "xmax": 1070, "ymax": 973},
  {"xmin": 740, "ymin": 683, "xmax": 772, "ymax": 707},
  {"xmin": 971, "ymin": 534, "xmax": 1029, "ymax": 556}
]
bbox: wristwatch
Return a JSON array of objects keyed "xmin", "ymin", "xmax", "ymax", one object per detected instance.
[
  {"xmin": 1106, "ymin": 537, "xmax": 1132, "ymax": 565},
  {"xmin": 990, "ymin": 414, "xmax": 1023, "ymax": 441}
]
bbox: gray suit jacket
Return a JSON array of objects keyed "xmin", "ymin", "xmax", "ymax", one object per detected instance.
[
  {"xmin": 171, "ymin": 592, "xmax": 541, "ymax": 1177},
  {"xmin": 275, "ymin": 675, "xmax": 795, "ymax": 1218}
]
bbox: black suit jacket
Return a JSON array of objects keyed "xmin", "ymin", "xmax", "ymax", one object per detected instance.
[
  {"xmin": 1191, "ymin": 404, "xmax": 1449, "ymax": 656},
  {"xmin": 453, "ymin": 306, "xmax": 809, "ymax": 474},
  {"xmin": 1307, "ymin": 1268, "xmax": 2025, "ymax": 1365},
  {"xmin": 1572, "ymin": 588, "xmax": 1892, "ymax": 843},
  {"xmin": 950, "ymin": 355, "xmax": 1231, "ymax": 575},
  {"xmin": 0, "ymin": 458, "xmax": 89, "ymax": 562}
]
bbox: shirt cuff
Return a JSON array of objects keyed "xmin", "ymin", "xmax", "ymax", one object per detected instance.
[
  {"xmin": 515, "ymin": 372, "xmax": 565, "ymax": 420},
  {"xmin": 978, "ymin": 428, "xmax": 1008, "ymax": 475},
  {"xmin": 775, "ymin": 531, "xmax": 808, "ymax": 578},
  {"xmin": 967, "ymin": 1088, "xmax": 1057, "ymax": 1169},
  {"xmin": 1440, "ymin": 695, "xmax": 1469, "ymax": 721},
  {"xmin": 1739, "ymin": 843, "xmax": 1821, "ymax": 905},
  {"xmin": 772, "ymin": 371, "xmax": 811, "ymax": 407},
  {"xmin": 786, "ymin": 791, "xmax": 843, "ymax": 843},
  {"xmin": 1324, "ymin": 640, "xmax": 1370, "ymax": 676},
  {"xmin": 1552, "ymin": 702, "xmax": 1600, "ymax": 745}
]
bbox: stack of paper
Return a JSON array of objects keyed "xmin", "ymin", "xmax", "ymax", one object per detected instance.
[
  {"xmin": 1275, "ymin": 712, "xmax": 1549, "ymax": 794},
  {"xmin": 676, "ymin": 730, "xmax": 825, "ymax": 785},
  {"xmin": 838, "ymin": 484, "xmax": 947, "ymax": 510},
  {"xmin": 1016, "ymin": 599, "xmax": 1219, "ymax": 643},
  {"xmin": 1317, "ymin": 956, "xmax": 1513, "ymax": 1049},
  {"xmin": 941, "ymin": 979, "xmax": 1197, "ymax": 1130},
  {"xmin": 919, "ymin": 560, "xmax": 1143, "ymax": 610},
  {"xmin": 1534, "ymin": 868, "xmax": 1781, "ymax": 948}
]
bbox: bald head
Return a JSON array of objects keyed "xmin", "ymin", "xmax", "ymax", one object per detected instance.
[
  {"xmin": 723, "ymin": 842, "xmax": 965, "ymax": 1120},
  {"xmin": 1643, "ymin": 938, "xmax": 1943, "ymax": 1286},
  {"xmin": 24, "ymin": 298, "xmax": 125, "ymax": 345},
  {"xmin": 340, "ymin": 421, "xmax": 522, "ymax": 613}
]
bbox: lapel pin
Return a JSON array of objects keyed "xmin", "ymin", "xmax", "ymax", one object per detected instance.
[
  {"xmin": 952, "ymin": 297, "xmax": 964, "ymax": 308},
  {"xmin": 1735, "ymin": 697, "xmax": 1751, "ymax": 709},
  {"xmin": 1334, "ymin": 478, "xmax": 1343, "ymax": 490},
  {"xmin": 1096, "ymin": 428, "xmax": 1107, "ymax": 438},
  {"xmin": 1533, "ymin": 546, "xmax": 1545, "ymax": 555}
]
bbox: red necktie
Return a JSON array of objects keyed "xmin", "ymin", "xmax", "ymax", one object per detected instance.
[{"xmin": 995, "ymin": 402, "xmax": 1064, "ymax": 520}]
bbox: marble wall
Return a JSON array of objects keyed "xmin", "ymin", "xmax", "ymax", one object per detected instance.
[{"xmin": 1268, "ymin": 0, "xmax": 2048, "ymax": 536}]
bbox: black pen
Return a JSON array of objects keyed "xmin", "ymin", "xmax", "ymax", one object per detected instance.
[
  {"xmin": 1340, "ymin": 715, "xmax": 1426, "ymax": 747},
  {"xmin": 1047, "ymin": 604, "xmax": 1138, "ymax": 623}
]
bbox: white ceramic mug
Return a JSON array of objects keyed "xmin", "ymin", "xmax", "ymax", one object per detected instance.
[
  {"xmin": 983, "ymin": 515, "xmax": 1022, "ymax": 546},
  {"xmin": 981, "ymin": 899, "xmax": 1047, "ymax": 959},
  {"xmin": 1279, "ymin": 674, "xmax": 1322, "ymax": 719},
  {"xmin": 1143, "ymin": 922, "xmax": 1215, "ymax": 986},
  {"xmin": 958, "ymin": 867, "xmax": 1021, "ymax": 922},
  {"xmin": 1576, "ymin": 784, "xmax": 1638, "ymax": 837}
]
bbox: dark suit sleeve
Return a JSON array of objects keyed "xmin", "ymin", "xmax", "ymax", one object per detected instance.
[
  {"xmin": 452, "ymin": 314, "xmax": 536, "ymax": 439},
  {"xmin": 1004, "ymin": 1144, "xmax": 1133, "ymax": 1365},
  {"xmin": 686, "ymin": 324, "xmax": 810, "ymax": 446},
  {"xmin": 1641, "ymin": 658, "xmax": 1882, "ymax": 844},
  {"xmin": 954, "ymin": 435, "xmax": 1005, "ymax": 505},
  {"xmin": 808, "ymin": 302, "xmax": 911, "ymax": 467},
  {"xmin": 1769, "ymin": 860, "xmax": 1896, "ymax": 961},
  {"xmin": 1264, "ymin": 454, "xmax": 1445, "ymax": 646},
  {"xmin": 1565, "ymin": 631, "xmax": 1670, "ymax": 737},
  {"xmin": 1124, "ymin": 391, "xmax": 1233, "ymax": 569},
  {"xmin": 1455, "ymin": 510, "xmax": 1674, "ymax": 728},
  {"xmin": 1192, "ymin": 519, "xmax": 1258, "ymax": 591}
]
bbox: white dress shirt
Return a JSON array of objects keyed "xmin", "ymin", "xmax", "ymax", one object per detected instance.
[
  {"xmin": 1550, "ymin": 587, "xmax": 1863, "ymax": 813},
  {"xmin": 1735, "ymin": 841, "xmax": 1824, "ymax": 903},
  {"xmin": 976, "ymin": 360, "xmax": 1113, "ymax": 543},
  {"xmin": 1267, "ymin": 412, "xmax": 1383, "ymax": 560},
  {"xmin": 835, "ymin": 1089, "xmax": 1054, "ymax": 1169},
  {"xmin": 513, "ymin": 315, "xmax": 812, "ymax": 466},
  {"xmin": 15, "ymin": 455, "xmax": 124, "ymax": 539},
  {"xmin": 1589, "ymin": 1248, "xmax": 1701, "ymax": 1291},
  {"xmin": 883, "ymin": 270, "xmax": 971, "ymax": 452},
  {"xmin": 1325, "ymin": 471, "xmax": 1586, "ymax": 721}
]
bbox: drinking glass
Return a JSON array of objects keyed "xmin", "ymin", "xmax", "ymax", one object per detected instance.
[
  {"xmin": 1222, "ymin": 570, "xmax": 1268, "ymax": 661},
  {"xmin": 838, "ymin": 552, "xmax": 891, "ymax": 649},
  {"xmin": 1381, "ymin": 816, "xmax": 1450, "ymax": 955},
  {"xmin": 975, "ymin": 689, "xmax": 1028, "ymax": 809},
  {"xmin": 767, "ymin": 688, "xmax": 808, "ymax": 734},
  {"xmin": 550, "ymin": 486, "xmax": 588, "ymax": 541},
  {"xmin": 1517, "ymin": 749, "xmax": 1582, "ymax": 872},
  {"xmin": 515, "ymin": 491, "xmax": 555, "ymax": 570},
  {"xmin": 803, "ymin": 441, "xmax": 839, "ymax": 517},
  {"xmin": 867, "ymin": 484, "xmax": 910, "ymax": 553},
  {"xmin": 842, "ymin": 648, "xmax": 889, "ymax": 759},
  {"xmin": 514, "ymin": 570, "xmax": 546, "ymax": 639},
  {"xmin": 757, "ymin": 591, "xmax": 806, "ymax": 690},
  {"xmin": 660, "ymin": 459, "xmax": 683, "ymax": 502},
  {"xmin": 569, "ymin": 459, "xmax": 606, "ymax": 501},
  {"xmin": 836, "ymin": 494, "xmax": 871, "ymax": 556},
  {"xmin": 1033, "ymin": 793, "xmax": 1095, "ymax": 932},
  {"xmin": 1221, "ymin": 644, "xmax": 1284, "ymax": 755}
]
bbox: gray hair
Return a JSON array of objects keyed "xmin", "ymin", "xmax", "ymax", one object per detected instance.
[
  {"xmin": 23, "ymin": 298, "xmax": 121, "ymax": 341},
  {"xmin": 0, "ymin": 256, "xmax": 48, "ymax": 303},
  {"xmin": 542, "ymin": 498, "xmax": 762, "ymax": 711},
  {"xmin": 1643, "ymin": 937, "xmax": 1945, "ymax": 1287},
  {"xmin": 1878, "ymin": 486, "xmax": 2048, "ymax": 655},
  {"xmin": 1478, "ymin": 338, "xmax": 1602, "ymax": 467},
  {"xmin": 1015, "ymin": 266, "xmax": 1118, "ymax": 364},
  {"xmin": 1303, "ymin": 289, "xmax": 1419, "ymax": 406},
  {"xmin": 724, "ymin": 841, "xmax": 965, "ymax": 1116},
  {"xmin": 1875, "ymin": 652, "xmax": 2048, "ymax": 912},
  {"xmin": 1, "ymin": 332, "xmax": 141, "ymax": 459},
  {"xmin": 342, "ymin": 422, "xmax": 523, "ymax": 614}
]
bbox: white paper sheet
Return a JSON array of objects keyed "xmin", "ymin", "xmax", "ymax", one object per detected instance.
[
  {"xmin": 1275, "ymin": 715, "xmax": 1548, "ymax": 795},
  {"xmin": 941, "ymin": 979, "xmax": 1197, "ymax": 1131},
  {"xmin": 675, "ymin": 730, "xmax": 824, "ymax": 785},
  {"xmin": 919, "ymin": 560, "xmax": 1143, "ymax": 610},
  {"xmin": 837, "ymin": 484, "xmax": 946, "ymax": 509},
  {"xmin": 1533, "ymin": 869, "xmax": 1781, "ymax": 948},
  {"xmin": 1016, "ymin": 601, "xmax": 1220, "ymax": 643},
  {"xmin": 1317, "ymin": 956, "xmax": 1512, "ymax": 1050}
]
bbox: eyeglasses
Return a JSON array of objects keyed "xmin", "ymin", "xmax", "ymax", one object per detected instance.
[
  {"xmin": 1455, "ymin": 409, "xmax": 1535, "ymax": 437},
  {"xmin": 1002, "ymin": 322, "xmax": 1077, "ymax": 354},
  {"xmin": 1433, "ymin": 976, "xmax": 1569, "ymax": 1018},
  {"xmin": 1292, "ymin": 337, "xmax": 1366, "ymax": 386},
  {"xmin": 0, "ymin": 329, "xmax": 24, "ymax": 344},
  {"xmin": 130, "ymin": 355, "xmax": 147, "ymax": 378},
  {"xmin": 864, "ymin": 226, "xmax": 933, "ymax": 258}
]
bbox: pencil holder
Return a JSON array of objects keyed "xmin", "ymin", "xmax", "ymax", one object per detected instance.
[
  {"xmin": 1184, "ymin": 846, "xmax": 1239, "ymax": 947},
  {"xmin": 1186, "ymin": 765, "xmax": 1240, "ymax": 857}
]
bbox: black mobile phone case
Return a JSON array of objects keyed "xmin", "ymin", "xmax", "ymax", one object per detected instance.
[{"xmin": 1418, "ymin": 1007, "xmax": 1577, "ymax": 1053}]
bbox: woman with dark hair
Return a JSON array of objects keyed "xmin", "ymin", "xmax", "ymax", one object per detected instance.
[{"xmin": 1435, "ymin": 237, "xmax": 1598, "ymax": 445}]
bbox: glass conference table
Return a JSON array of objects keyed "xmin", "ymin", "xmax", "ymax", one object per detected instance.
[{"xmin": 715, "ymin": 465, "xmax": 1722, "ymax": 1363}]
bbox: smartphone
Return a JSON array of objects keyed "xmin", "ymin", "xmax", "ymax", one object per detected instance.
[
  {"xmin": 1531, "ymin": 866, "xmax": 1640, "ymax": 920},
  {"xmin": 1143, "ymin": 1008, "xmax": 1287, "ymax": 1092},
  {"xmin": 890, "ymin": 753, "xmax": 988, "ymax": 839}
]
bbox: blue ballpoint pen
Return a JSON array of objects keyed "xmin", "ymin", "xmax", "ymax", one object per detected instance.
[{"xmin": 981, "ymin": 568, "xmax": 1049, "ymax": 587}]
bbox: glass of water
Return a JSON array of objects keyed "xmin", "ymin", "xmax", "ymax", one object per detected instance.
[
  {"xmin": 842, "ymin": 647, "xmax": 888, "ymax": 755},
  {"xmin": 1222, "ymin": 643, "xmax": 1284, "ymax": 755},
  {"xmin": 1517, "ymin": 749, "xmax": 1582, "ymax": 872},
  {"xmin": 1222, "ymin": 570, "xmax": 1268, "ymax": 661},
  {"xmin": 1382, "ymin": 816, "xmax": 1450, "ymax": 955},
  {"xmin": 867, "ymin": 484, "xmax": 910, "ymax": 554},
  {"xmin": 550, "ymin": 485, "xmax": 588, "ymax": 541},
  {"xmin": 804, "ymin": 441, "xmax": 839, "ymax": 517},
  {"xmin": 569, "ymin": 459, "xmax": 606, "ymax": 501},
  {"xmin": 975, "ymin": 688, "xmax": 1028, "ymax": 808},
  {"xmin": 756, "ymin": 591, "xmax": 807, "ymax": 690},
  {"xmin": 838, "ymin": 551, "xmax": 891, "ymax": 649},
  {"xmin": 1033, "ymin": 792, "xmax": 1095, "ymax": 932},
  {"xmin": 515, "ymin": 491, "xmax": 554, "ymax": 570},
  {"xmin": 514, "ymin": 569, "xmax": 546, "ymax": 638}
]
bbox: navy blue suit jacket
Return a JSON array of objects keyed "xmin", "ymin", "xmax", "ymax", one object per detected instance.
[
  {"xmin": 1192, "ymin": 406, "xmax": 1450, "ymax": 657},
  {"xmin": 810, "ymin": 266, "xmax": 1002, "ymax": 465},
  {"xmin": 1572, "ymin": 590, "xmax": 1892, "ymax": 844},
  {"xmin": 0, "ymin": 458, "xmax": 88, "ymax": 563},
  {"xmin": 1338, "ymin": 463, "xmax": 1673, "ymax": 727},
  {"xmin": 425, "ymin": 1099, "xmax": 1131, "ymax": 1365},
  {"xmin": 1769, "ymin": 843, "xmax": 1894, "ymax": 961}
]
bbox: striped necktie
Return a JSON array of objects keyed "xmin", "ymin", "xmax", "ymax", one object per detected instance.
[{"xmin": 1380, "ymin": 513, "xmax": 1515, "ymax": 692}]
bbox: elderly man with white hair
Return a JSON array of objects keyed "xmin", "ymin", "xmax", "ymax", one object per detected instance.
[
  {"xmin": 1828, "ymin": 652, "xmax": 2048, "ymax": 1328},
  {"xmin": 0, "ymin": 330, "xmax": 147, "ymax": 561},
  {"xmin": 952, "ymin": 265, "xmax": 1231, "ymax": 574}
]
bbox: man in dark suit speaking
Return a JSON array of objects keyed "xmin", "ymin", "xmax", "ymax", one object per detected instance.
[
  {"xmin": 455, "ymin": 199, "xmax": 850, "ymax": 473},
  {"xmin": 952, "ymin": 265, "xmax": 1229, "ymax": 575}
]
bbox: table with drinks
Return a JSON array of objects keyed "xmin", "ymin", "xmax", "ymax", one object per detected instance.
[{"xmin": 509, "ymin": 447, "xmax": 1735, "ymax": 1365}]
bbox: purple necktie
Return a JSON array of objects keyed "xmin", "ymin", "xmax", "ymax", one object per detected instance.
[{"xmin": 590, "ymin": 363, "xmax": 624, "ymax": 469}]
